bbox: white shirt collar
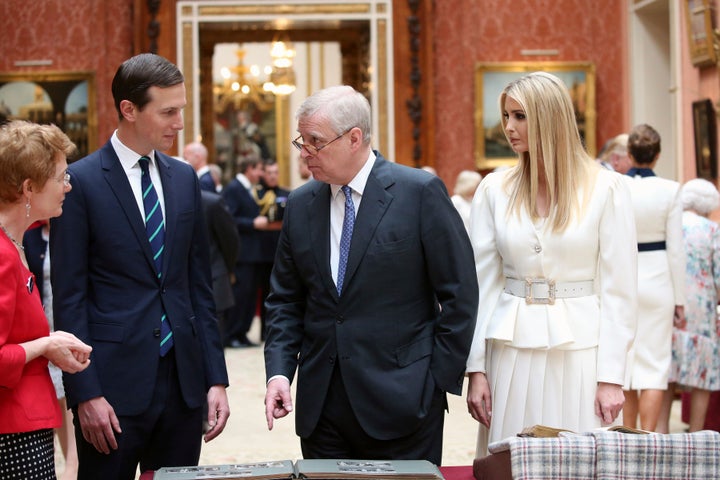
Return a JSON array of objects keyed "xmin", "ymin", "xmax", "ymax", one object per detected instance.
[
  {"xmin": 235, "ymin": 172, "xmax": 252, "ymax": 190},
  {"xmin": 330, "ymin": 150, "xmax": 376, "ymax": 198},
  {"xmin": 110, "ymin": 130, "xmax": 157, "ymax": 170}
]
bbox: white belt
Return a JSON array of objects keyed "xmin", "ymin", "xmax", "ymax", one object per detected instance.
[{"xmin": 504, "ymin": 277, "xmax": 594, "ymax": 305}]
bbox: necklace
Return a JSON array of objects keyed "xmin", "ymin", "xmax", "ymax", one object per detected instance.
[{"xmin": 0, "ymin": 221, "xmax": 24, "ymax": 251}]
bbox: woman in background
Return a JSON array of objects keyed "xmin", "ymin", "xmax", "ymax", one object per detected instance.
[
  {"xmin": 451, "ymin": 170, "xmax": 482, "ymax": 233},
  {"xmin": 658, "ymin": 178, "xmax": 720, "ymax": 433},
  {"xmin": 466, "ymin": 72, "xmax": 637, "ymax": 457},
  {"xmin": 0, "ymin": 120, "xmax": 91, "ymax": 479},
  {"xmin": 622, "ymin": 124, "xmax": 685, "ymax": 432}
]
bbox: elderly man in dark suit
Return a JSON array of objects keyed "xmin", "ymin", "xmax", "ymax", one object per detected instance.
[
  {"xmin": 50, "ymin": 53, "xmax": 229, "ymax": 480},
  {"xmin": 264, "ymin": 86, "xmax": 478, "ymax": 465}
]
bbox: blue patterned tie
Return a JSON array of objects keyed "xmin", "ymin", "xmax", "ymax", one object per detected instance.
[
  {"xmin": 337, "ymin": 185, "xmax": 355, "ymax": 295},
  {"xmin": 139, "ymin": 156, "xmax": 173, "ymax": 355}
]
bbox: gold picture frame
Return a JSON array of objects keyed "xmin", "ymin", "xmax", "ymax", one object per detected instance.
[
  {"xmin": 474, "ymin": 62, "xmax": 596, "ymax": 171},
  {"xmin": 684, "ymin": 0, "xmax": 717, "ymax": 67},
  {"xmin": 0, "ymin": 71, "xmax": 97, "ymax": 160}
]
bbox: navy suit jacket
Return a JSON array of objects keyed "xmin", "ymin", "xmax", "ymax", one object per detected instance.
[
  {"xmin": 50, "ymin": 140, "xmax": 228, "ymax": 415},
  {"xmin": 198, "ymin": 171, "xmax": 216, "ymax": 193},
  {"xmin": 264, "ymin": 152, "xmax": 479, "ymax": 440},
  {"xmin": 222, "ymin": 178, "xmax": 263, "ymax": 264},
  {"xmin": 201, "ymin": 190, "xmax": 239, "ymax": 312}
]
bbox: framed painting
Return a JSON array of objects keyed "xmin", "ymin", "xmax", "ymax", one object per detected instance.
[
  {"xmin": 692, "ymin": 99, "xmax": 718, "ymax": 179},
  {"xmin": 474, "ymin": 62, "xmax": 596, "ymax": 171},
  {"xmin": 0, "ymin": 71, "xmax": 97, "ymax": 159},
  {"xmin": 684, "ymin": 0, "xmax": 717, "ymax": 67}
]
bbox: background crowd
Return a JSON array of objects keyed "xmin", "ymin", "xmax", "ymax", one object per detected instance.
[{"xmin": 1, "ymin": 54, "xmax": 720, "ymax": 480}]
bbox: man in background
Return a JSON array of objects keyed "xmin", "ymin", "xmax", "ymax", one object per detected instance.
[
  {"xmin": 254, "ymin": 160, "xmax": 290, "ymax": 341},
  {"xmin": 222, "ymin": 154, "xmax": 267, "ymax": 348},
  {"xmin": 184, "ymin": 141, "xmax": 216, "ymax": 192}
]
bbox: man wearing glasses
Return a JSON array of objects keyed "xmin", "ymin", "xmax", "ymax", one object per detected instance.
[{"xmin": 263, "ymin": 85, "xmax": 478, "ymax": 464}]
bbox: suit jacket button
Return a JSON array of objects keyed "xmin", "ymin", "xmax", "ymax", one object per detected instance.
[
  {"xmin": 336, "ymin": 314, "xmax": 344, "ymax": 324},
  {"xmin": 153, "ymin": 328, "xmax": 161, "ymax": 338}
]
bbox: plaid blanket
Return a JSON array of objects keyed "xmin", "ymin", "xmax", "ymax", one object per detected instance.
[
  {"xmin": 594, "ymin": 430, "xmax": 720, "ymax": 479},
  {"xmin": 486, "ymin": 430, "xmax": 720, "ymax": 480},
  {"xmin": 488, "ymin": 434, "xmax": 596, "ymax": 479}
]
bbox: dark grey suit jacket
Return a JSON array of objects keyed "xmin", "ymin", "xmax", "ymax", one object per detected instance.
[{"xmin": 264, "ymin": 152, "xmax": 478, "ymax": 440}]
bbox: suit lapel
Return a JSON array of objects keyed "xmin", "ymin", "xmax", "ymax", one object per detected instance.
[
  {"xmin": 343, "ymin": 157, "xmax": 394, "ymax": 293},
  {"xmin": 100, "ymin": 144, "xmax": 160, "ymax": 280},
  {"xmin": 307, "ymin": 182, "xmax": 337, "ymax": 298},
  {"xmin": 156, "ymin": 153, "xmax": 175, "ymax": 281}
]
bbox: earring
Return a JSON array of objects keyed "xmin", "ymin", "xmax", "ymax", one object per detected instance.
[{"xmin": 25, "ymin": 199, "xmax": 30, "ymax": 218}]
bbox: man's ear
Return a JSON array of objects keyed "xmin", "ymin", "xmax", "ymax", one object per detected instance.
[{"xmin": 119, "ymin": 99, "xmax": 136, "ymax": 122}]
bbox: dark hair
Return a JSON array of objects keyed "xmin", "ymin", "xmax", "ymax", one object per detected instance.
[
  {"xmin": 628, "ymin": 124, "xmax": 661, "ymax": 165},
  {"xmin": 111, "ymin": 53, "xmax": 184, "ymax": 120}
]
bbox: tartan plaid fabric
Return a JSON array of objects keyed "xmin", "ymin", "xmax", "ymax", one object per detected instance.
[
  {"xmin": 593, "ymin": 430, "xmax": 720, "ymax": 479},
  {"xmin": 488, "ymin": 434, "xmax": 597, "ymax": 480}
]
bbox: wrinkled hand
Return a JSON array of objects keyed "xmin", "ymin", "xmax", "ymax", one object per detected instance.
[
  {"xmin": 467, "ymin": 372, "xmax": 492, "ymax": 428},
  {"xmin": 595, "ymin": 382, "xmax": 624, "ymax": 424},
  {"xmin": 204, "ymin": 385, "xmax": 230, "ymax": 442},
  {"xmin": 77, "ymin": 397, "xmax": 121, "ymax": 454},
  {"xmin": 264, "ymin": 377, "xmax": 293, "ymax": 430},
  {"xmin": 45, "ymin": 331, "xmax": 92, "ymax": 373}
]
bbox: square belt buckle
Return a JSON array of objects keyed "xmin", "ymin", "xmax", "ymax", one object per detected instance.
[{"xmin": 524, "ymin": 277, "xmax": 556, "ymax": 305}]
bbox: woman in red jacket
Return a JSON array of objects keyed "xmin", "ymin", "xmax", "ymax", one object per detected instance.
[{"xmin": 0, "ymin": 120, "xmax": 92, "ymax": 479}]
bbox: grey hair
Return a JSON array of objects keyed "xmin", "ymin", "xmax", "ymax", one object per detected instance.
[
  {"xmin": 296, "ymin": 85, "xmax": 372, "ymax": 144},
  {"xmin": 682, "ymin": 178, "xmax": 720, "ymax": 215}
]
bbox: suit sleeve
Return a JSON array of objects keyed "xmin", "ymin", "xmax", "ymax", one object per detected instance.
[
  {"xmin": 187, "ymin": 180, "xmax": 229, "ymax": 388},
  {"xmin": 50, "ymin": 170, "xmax": 104, "ymax": 405},
  {"xmin": 210, "ymin": 196, "xmax": 239, "ymax": 271},
  {"xmin": 421, "ymin": 177, "xmax": 479, "ymax": 395},
  {"xmin": 263, "ymin": 191, "xmax": 306, "ymax": 382}
]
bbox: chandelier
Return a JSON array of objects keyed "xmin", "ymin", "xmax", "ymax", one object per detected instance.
[
  {"xmin": 213, "ymin": 48, "xmax": 275, "ymax": 114},
  {"xmin": 264, "ymin": 36, "xmax": 296, "ymax": 96}
]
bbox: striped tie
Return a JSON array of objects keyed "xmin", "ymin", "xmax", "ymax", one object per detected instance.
[{"xmin": 139, "ymin": 156, "xmax": 173, "ymax": 356}]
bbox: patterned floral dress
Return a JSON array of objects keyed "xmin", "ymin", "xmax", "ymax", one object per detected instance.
[{"xmin": 670, "ymin": 211, "xmax": 720, "ymax": 391}]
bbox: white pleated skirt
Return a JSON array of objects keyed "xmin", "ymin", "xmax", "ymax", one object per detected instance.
[{"xmin": 475, "ymin": 340, "xmax": 620, "ymax": 458}]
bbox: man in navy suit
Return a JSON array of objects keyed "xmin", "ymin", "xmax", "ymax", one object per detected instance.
[
  {"xmin": 50, "ymin": 54, "xmax": 230, "ymax": 480},
  {"xmin": 184, "ymin": 141, "xmax": 217, "ymax": 192},
  {"xmin": 263, "ymin": 86, "xmax": 478, "ymax": 465},
  {"xmin": 222, "ymin": 154, "xmax": 266, "ymax": 348}
]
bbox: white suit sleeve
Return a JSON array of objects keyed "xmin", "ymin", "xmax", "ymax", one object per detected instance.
[
  {"xmin": 666, "ymin": 185, "xmax": 686, "ymax": 306},
  {"xmin": 466, "ymin": 175, "xmax": 505, "ymax": 373},
  {"xmin": 596, "ymin": 175, "xmax": 638, "ymax": 385}
]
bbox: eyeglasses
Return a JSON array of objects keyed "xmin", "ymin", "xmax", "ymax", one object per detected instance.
[
  {"xmin": 292, "ymin": 128, "xmax": 352, "ymax": 156},
  {"xmin": 56, "ymin": 171, "xmax": 70, "ymax": 187}
]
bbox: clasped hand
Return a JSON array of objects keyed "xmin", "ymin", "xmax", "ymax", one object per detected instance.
[{"xmin": 46, "ymin": 330, "xmax": 92, "ymax": 373}]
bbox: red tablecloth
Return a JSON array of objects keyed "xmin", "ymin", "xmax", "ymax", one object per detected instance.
[
  {"xmin": 139, "ymin": 465, "xmax": 473, "ymax": 480},
  {"xmin": 681, "ymin": 391, "xmax": 720, "ymax": 431}
]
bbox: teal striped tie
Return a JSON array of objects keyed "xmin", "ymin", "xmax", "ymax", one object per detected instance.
[{"xmin": 139, "ymin": 156, "xmax": 173, "ymax": 355}]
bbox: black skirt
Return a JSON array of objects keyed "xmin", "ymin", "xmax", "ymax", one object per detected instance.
[{"xmin": 0, "ymin": 429, "xmax": 56, "ymax": 479}]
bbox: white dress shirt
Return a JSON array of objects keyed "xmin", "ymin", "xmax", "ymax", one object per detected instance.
[{"xmin": 110, "ymin": 131, "xmax": 166, "ymax": 222}]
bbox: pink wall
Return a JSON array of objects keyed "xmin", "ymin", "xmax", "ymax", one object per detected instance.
[
  {"xmin": 433, "ymin": 0, "xmax": 629, "ymax": 185},
  {"xmin": 0, "ymin": 0, "xmax": 134, "ymax": 144}
]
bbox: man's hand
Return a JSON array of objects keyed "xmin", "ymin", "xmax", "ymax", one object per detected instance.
[
  {"xmin": 467, "ymin": 372, "xmax": 492, "ymax": 428},
  {"xmin": 77, "ymin": 397, "xmax": 121, "ymax": 454},
  {"xmin": 595, "ymin": 382, "xmax": 624, "ymax": 424},
  {"xmin": 264, "ymin": 377, "xmax": 293, "ymax": 430},
  {"xmin": 204, "ymin": 385, "xmax": 230, "ymax": 442}
]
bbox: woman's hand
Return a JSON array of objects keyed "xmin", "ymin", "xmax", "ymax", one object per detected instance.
[
  {"xmin": 595, "ymin": 382, "xmax": 624, "ymax": 424},
  {"xmin": 42, "ymin": 331, "xmax": 92, "ymax": 373},
  {"xmin": 467, "ymin": 372, "xmax": 493, "ymax": 428}
]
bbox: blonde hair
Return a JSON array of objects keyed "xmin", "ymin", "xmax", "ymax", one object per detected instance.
[
  {"xmin": 501, "ymin": 71, "xmax": 598, "ymax": 232},
  {"xmin": 0, "ymin": 120, "xmax": 76, "ymax": 203}
]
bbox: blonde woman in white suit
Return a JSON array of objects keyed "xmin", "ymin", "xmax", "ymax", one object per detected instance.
[
  {"xmin": 466, "ymin": 72, "xmax": 637, "ymax": 457},
  {"xmin": 622, "ymin": 124, "xmax": 686, "ymax": 432}
]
